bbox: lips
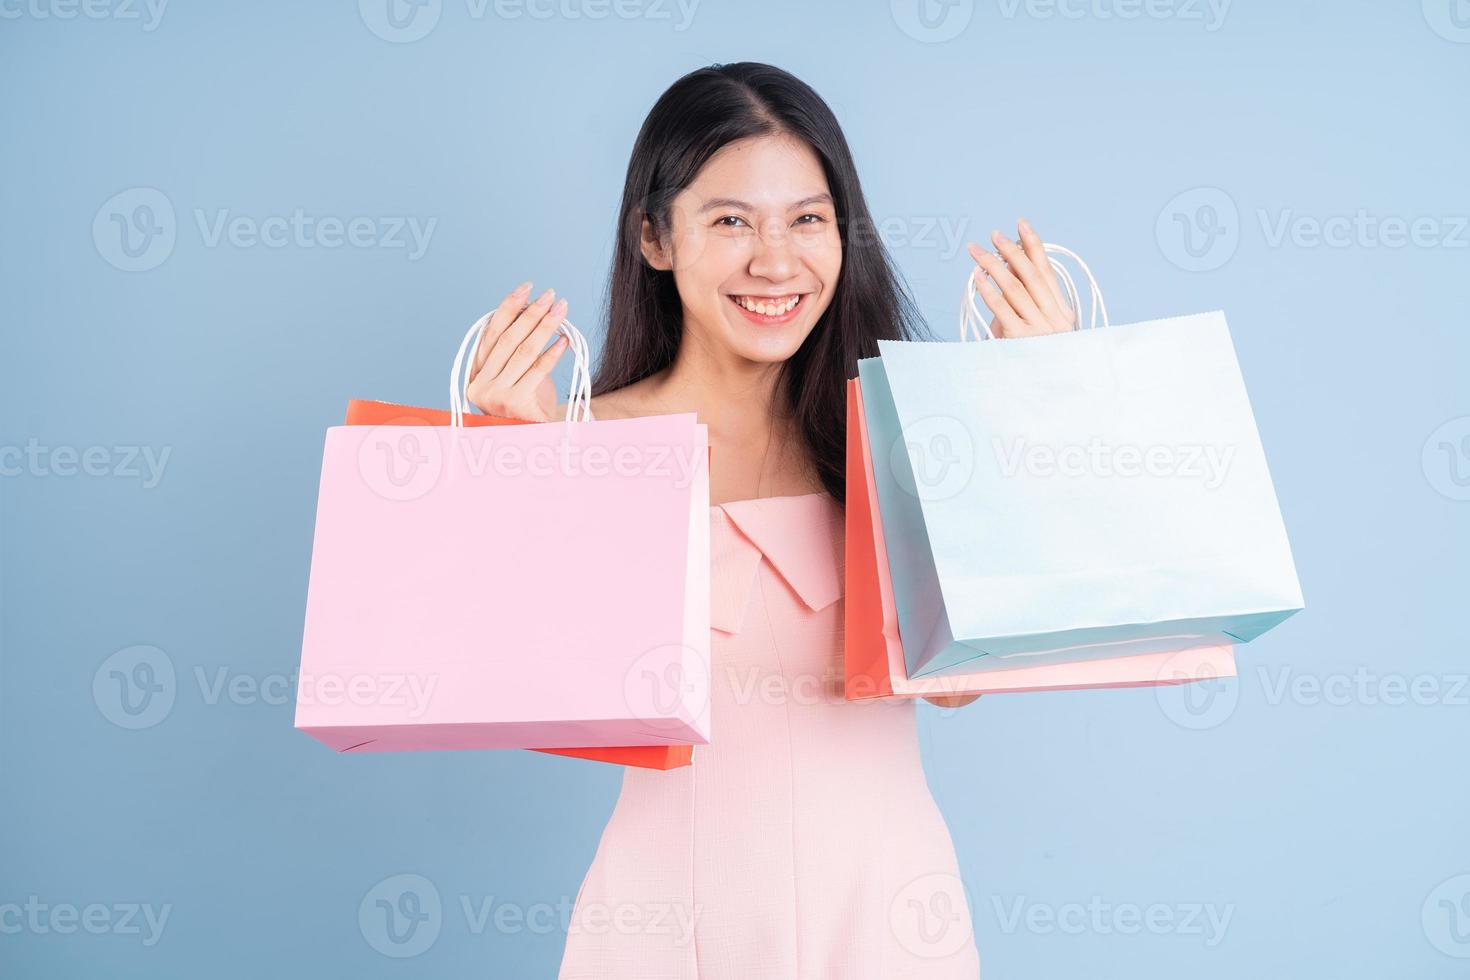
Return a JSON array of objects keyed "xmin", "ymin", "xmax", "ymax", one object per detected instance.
[{"xmin": 726, "ymin": 292, "xmax": 808, "ymax": 325}]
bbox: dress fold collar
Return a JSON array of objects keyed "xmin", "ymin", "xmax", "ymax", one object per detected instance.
[{"xmin": 709, "ymin": 493, "xmax": 843, "ymax": 634}]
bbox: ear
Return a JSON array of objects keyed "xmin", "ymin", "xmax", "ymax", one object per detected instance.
[{"xmin": 639, "ymin": 216, "xmax": 673, "ymax": 271}]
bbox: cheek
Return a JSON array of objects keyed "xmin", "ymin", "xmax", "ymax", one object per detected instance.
[
  {"xmin": 674, "ymin": 237, "xmax": 748, "ymax": 298},
  {"xmin": 795, "ymin": 229, "xmax": 842, "ymax": 275},
  {"xmin": 665, "ymin": 223, "xmax": 711, "ymax": 274},
  {"xmin": 811, "ymin": 242, "xmax": 843, "ymax": 293}
]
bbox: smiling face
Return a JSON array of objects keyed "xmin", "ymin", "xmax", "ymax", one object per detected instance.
[{"xmin": 640, "ymin": 133, "xmax": 843, "ymax": 367}]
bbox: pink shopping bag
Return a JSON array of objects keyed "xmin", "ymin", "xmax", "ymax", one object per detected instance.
[
  {"xmin": 338, "ymin": 397, "xmax": 698, "ymax": 770},
  {"xmin": 296, "ymin": 315, "xmax": 711, "ymax": 752},
  {"xmin": 844, "ymin": 378, "xmax": 1236, "ymax": 701}
]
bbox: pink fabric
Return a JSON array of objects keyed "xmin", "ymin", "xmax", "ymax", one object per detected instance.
[{"xmin": 558, "ymin": 492, "xmax": 981, "ymax": 979}]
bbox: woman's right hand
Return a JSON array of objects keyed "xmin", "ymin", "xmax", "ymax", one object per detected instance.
[{"xmin": 464, "ymin": 281, "xmax": 571, "ymax": 422}]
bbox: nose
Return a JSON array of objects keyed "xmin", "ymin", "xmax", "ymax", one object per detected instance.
[{"xmin": 747, "ymin": 218, "xmax": 800, "ymax": 283}]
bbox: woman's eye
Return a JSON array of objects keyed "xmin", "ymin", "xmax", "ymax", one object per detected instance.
[
  {"xmin": 715, "ymin": 215, "xmax": 748, "ymax": 229},
  {"xmin": 794, "ymin": 213, "xmax": 826, "ymax": 226}
]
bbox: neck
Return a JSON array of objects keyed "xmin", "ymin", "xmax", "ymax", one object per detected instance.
[{"xmin": 647, "ymin": 324, "xmax": 790, "ymax": 449}]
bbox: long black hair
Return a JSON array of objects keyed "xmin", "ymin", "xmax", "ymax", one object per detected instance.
[{"xmin": 592, "ymin": 61, "xmax": 928, "ymax": 501}]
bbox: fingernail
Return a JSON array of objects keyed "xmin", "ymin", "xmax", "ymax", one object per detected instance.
[
  {"xmin": 1019, "ymin": 218, "xmax": 1031, "ymax": 232},
  {"xmin": 514, "ymin": 281, "xmax": 532, "ymax": 296},
  {"xmin": 553, "ymin": 299, "xmax": 568, "ymax": 315},
  {"xmin": 537, "ymin": 288, "xmax": 555, "ymax": 306}
]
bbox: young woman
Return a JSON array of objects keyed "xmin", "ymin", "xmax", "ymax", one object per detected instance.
[{"xmin": 464, "ymin": 62, "xmax": 1076, "ymax": 980}]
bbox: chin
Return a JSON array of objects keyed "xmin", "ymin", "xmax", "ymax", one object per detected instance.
[{"xmin": 715, "ymin": 292, "xmax": 826, "ymax": 364}]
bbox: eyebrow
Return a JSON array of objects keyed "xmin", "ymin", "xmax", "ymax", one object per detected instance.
[{"xmin": 697, "ymin": 193, "xmax": 834, "ymax": 214}]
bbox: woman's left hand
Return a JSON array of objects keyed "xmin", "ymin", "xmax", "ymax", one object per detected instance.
[{"xmin": 966, "ymin": 219, "xmax": 1075, "ymax": 338}]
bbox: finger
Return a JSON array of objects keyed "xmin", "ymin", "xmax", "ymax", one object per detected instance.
[
  {"xmin": 473, "ymin": 281, "xmax": 533, "ymax": 375},
  {"xmin": 1017, "ymin": 219, "xmax": 1069, "ymax": 314},
  {"xmin": 481, "ymin": 287, "xmax": 556, "ymax": 382},
  {"xmin": 990, "ymin": 229, "xmax": 1065, "ymax": 326},
  {"xmin": 503, "ymin": 298, "xmax": 568, "ymax": 386},
  {"xmin": 970, "ymin": 242, "xmax": 1044, "ymax": 327},
  {"xmin": 511, "ymin": 335, "xmax": 569, "ymax": 403},
  {"xmin": 974, "ymin": 274, "xmax": 1029, "ymax": 338}
]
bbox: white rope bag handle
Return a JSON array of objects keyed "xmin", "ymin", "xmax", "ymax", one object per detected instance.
[
  {"xmin": 447, "ymin": 312, "xmax": 592, "ymax": 427},
  {"xmin": 959, "ymin": 242, "xmax": 1111, "ymax": 341}
]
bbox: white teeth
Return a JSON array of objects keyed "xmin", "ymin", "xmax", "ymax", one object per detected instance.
[{"xmin": 735, "ymin": 295, "xmax": 801, "ymax": 316}]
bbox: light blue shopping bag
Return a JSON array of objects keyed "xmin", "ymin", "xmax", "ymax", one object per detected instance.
[{"xmin": 860, "ymin": 247, "xmax": 1303, "ymax": 680}]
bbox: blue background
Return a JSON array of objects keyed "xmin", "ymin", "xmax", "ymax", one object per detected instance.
[{"xmin": 3, "ymin": 1, "xmax": 1468, "ymax": 976}]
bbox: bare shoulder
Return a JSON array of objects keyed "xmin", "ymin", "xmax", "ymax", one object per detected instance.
[{"xmin": 558, "ymin": 377, "xmax": 664, "ymax": 422}]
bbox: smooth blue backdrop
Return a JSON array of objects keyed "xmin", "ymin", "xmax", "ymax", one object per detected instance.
[{"xmin": 3, "ymin": 1, "xmax": 1467, "ymax": 977}]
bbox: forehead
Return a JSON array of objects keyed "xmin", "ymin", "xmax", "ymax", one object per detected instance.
[{"xmin": 683, "ymin": 133, "xmax": 831, "ymax": 207}]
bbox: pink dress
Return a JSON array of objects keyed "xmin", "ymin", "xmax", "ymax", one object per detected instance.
[{"xmin": 557, "ymin": 491, "xmax": 981, "ymax": 979}]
